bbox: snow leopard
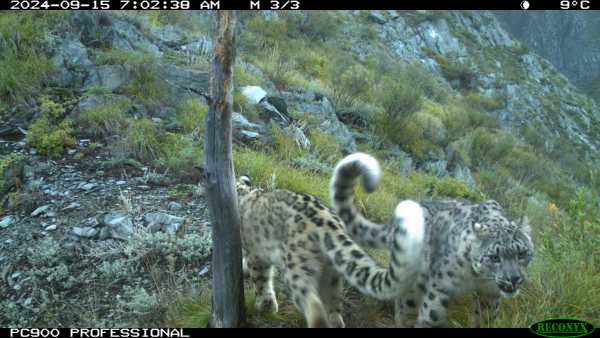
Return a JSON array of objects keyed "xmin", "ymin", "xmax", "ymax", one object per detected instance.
[
  {"xmin": 330, "ymin": 153, "xmax": 535, "ymax": 328},
  {"xmin": 235, "ymin": 175, "xmax": 425, "ymax": 328}
]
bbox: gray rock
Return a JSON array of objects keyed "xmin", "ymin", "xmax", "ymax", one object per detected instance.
[
  {"xmin": 31, "ymin": 205, "xmax": 51, "ymax": 217},
  {"xmin": 83, "ymin": 65, "xmax": 132, "ymax": 92},
  {"xmin": 81, "ymin": 183, "xmax": 98, "ymax": 191},
  {"xmin": 179, "ymin": 36, "xmax": 213, "ymax": 59},
  {"xmin": 241, "ymin": 86, "xmax": 267, "ymax": 104},
  {"xmin": 62, "ymin": 202, "xmax": 81, "ymax": 211},
  {"xmin": 198, "ymin": 265, "xmax": 210, "ymax": 277},
  {"xmin": 232, "ymin": 113, "xmax": 261, "ymax": 130},
  {"xmin": 44, "ymin": 224, "xmax": 57, "ymax": 232},
  {"xmin": 237, "ymin": 130, "xmax": 261, "ymax": 141},
  {"xmin": 423, "ymin": 160, "xmax": 449, "ymax": 177},
  {"xmin": 101, "ymin": 212, "xmax": 134, "ymax": 240},
  {"xmin": 160, "ymin": 64, "xmax": 209, "ymax": 103},
  {"xmin": 150, "ymin": 25, "xmax": 188, "ymax": 47},
  {"xmin": 0, "ymin": 216, "xmax": 14, "ymax": 228},
  {"xmin": 452, "ymin": 165, "xmax": 477, "ymax": 189},
  {"xmin": 291, "ymin": 94, "xmax": 357, "ymax": 153},
  {"xmin": 167, "ymin": 201, "xmax": 182, "ymax": 211},
  {"xmin": 144, "ymin": 212, "xmax": 185, "ymax": 234},
  {"xmin": 50, "ymin": 36, "xmax": 92, "ymax": 87},
  {"xmin": 72, "ymin": 226, "xmax": 99, "ymax": 238}
]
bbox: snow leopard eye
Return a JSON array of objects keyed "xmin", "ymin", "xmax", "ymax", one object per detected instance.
[
  {"xmin": 489, "ymin": 254, "xmax": 500, "ymax": 263},
  {"xmin": 518, "ymin": 251, "xmax": 528, "ymax": 260}
]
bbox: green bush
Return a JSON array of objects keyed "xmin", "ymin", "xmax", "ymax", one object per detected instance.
[
  {"xmin": 469, "ymin": 128, "xmax": 515, "ymax": 166},
  {"xmin": 175, "ymin": 98, "xmax": 209, "ymax": 134},
  {"xmin": 326, "ymin": 62, "xmax": 374, "ymax": 112},
  {"xmin": 117, "ymin": 118, "xmax": 163, "ymax": 162},
  {"xmin": 123, "ymin": 65, "xmax": 169, "ymax": 106},
  {"xmin": 155, "ymin": 133, "xmax": 203, "ymax": 182},
  {"xmin": 94, "ymin": 48, "xmax": 156, "ymax": 66},
  {"xmin": 309, "ymin": 129, "xmax": 343, "ymax": 164},
  {"xmin": 0, "ymin": 13, "xmax": 63, "ymax": 103},
  {"xmin": 269, "ymin": 124, "xmax": 308, "ymax": 161},
  {"xmin": 79, "ymin": 97, "xmax": 132, "ymax": 137},
  {"xmin": 465, "ymin": 92, "xmax": 503, "ymax": 111},
  {"xmin": 254, "ymin": 47, "xmax": 309, "ymax": 91},
  {"xmin": 432, "ymin": 53, "xmax": 477, "ymax": 90},
  {"xmin": 288, "ymin": 12, "xmax": 340, "ymax": 41}
]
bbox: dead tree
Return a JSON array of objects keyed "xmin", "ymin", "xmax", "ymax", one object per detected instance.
[{"xmin": 204, "ymin": 10, "xmax": 245, "ymax": 328}]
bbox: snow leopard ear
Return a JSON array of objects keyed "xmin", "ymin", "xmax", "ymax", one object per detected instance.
[
  {"xmin": 238, "ymin": 175, "xmax": 252, "ymax": 186},
  {"xmin": 482, "ymin": 199, "xmax": 503, "ymax": 211}
]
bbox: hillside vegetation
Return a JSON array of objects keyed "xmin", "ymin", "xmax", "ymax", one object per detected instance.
[{"xmin": 0, "ymin": 11, "xmax": 598, "ymax": 327}]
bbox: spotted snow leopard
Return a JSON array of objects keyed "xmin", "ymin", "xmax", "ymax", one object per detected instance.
[
  {"xmin": 330, "ymin": 153, "xmax": 535, "ymax": 328},
  {"xmin": 235, "ymin": 175, "xmax": 425, "ymax": 328}
]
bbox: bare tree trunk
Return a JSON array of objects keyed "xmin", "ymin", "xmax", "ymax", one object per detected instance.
[{"xmin": 204, "ymin": 10, "xmax": 245, "ymax": 328}]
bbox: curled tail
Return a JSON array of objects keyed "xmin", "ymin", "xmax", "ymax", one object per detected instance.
[
  {"xmin": 330, "ymin": 152, "xmax": 389, "ymax": 247},
  {"xmin": 321, "ymin": 199, "xmax": 425, "ymax": 300}
]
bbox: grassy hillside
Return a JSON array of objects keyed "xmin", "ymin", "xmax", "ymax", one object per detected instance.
[{"xmin": 1, "ymin": 11, "xmax": 599, "ymax": 327}]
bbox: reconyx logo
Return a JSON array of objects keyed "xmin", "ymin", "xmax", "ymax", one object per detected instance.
[{"xmin": 530, "ymin": 318, "xmax": 595, "ymax": 338}]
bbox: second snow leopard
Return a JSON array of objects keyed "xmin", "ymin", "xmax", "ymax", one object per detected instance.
[
  {"xmin": 330, "ymin": 153, "xmax": 535, "ymax": 328},
  {"xmin": 236, "ymin": 174, "xmax": 424, "ymax": 328}
]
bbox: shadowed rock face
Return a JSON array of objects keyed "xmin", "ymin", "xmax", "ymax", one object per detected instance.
[{"xmin": 495, "ymin": 11, "xmax": 600, "ymax": 103}]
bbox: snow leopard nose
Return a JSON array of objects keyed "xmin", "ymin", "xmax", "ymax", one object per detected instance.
[{"xmin": 510, "ymin": 276, "xmax": 523, "ymax": 287}]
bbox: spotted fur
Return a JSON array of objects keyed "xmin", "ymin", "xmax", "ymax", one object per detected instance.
[
  {"xmin": 236, "ymin": 175, "xmax": 425, "ymax": 328},
  {"xmin": 331, "ymin": 154, "xmax": 535, "ymax": 328}
]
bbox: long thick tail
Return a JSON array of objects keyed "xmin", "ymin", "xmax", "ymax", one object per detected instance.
[
  {"xmin": 321, "ymin": 199, "xmax": 425, "ymax": 300},
  {"xmin": 330, "ymin": 152, "xmax": 390, "ymax": 248}
]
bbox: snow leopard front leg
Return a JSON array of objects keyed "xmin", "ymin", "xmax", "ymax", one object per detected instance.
[
  {"xmin": 393, "ymin": 274, "xmax": 426, "ymax": 327},
  {"xmin": 414, "ymin": 277, "xmax": 451, "ymax": 328},
  {"xmin": 471, "ymin": 295, "xmax": 500, "ymax": 328}
]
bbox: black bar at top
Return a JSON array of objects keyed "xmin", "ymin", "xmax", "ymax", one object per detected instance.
[{"xmin": 1, "ymin": 0, "xmax": 596, "ymax": 10}]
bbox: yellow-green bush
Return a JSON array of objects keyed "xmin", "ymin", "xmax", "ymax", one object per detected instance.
[
  {"xmin": 27, "ymin": 118, "xmax": 76, "ymax": 159},
  {"xmin": 26, "ymin": 97, "xmax": 75, "ymax": 158}
]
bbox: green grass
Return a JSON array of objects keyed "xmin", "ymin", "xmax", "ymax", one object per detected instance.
[
  {"xmin": 234, "ymin": 147, "xmax": 481, "ymax": 223},
  {"xmin": 0, "ymin": 13, "xmax": 66, "ymax": 103},
  {"xmin": 78, "ymin": 96, "xmax": 132, "ymax": 137}
]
